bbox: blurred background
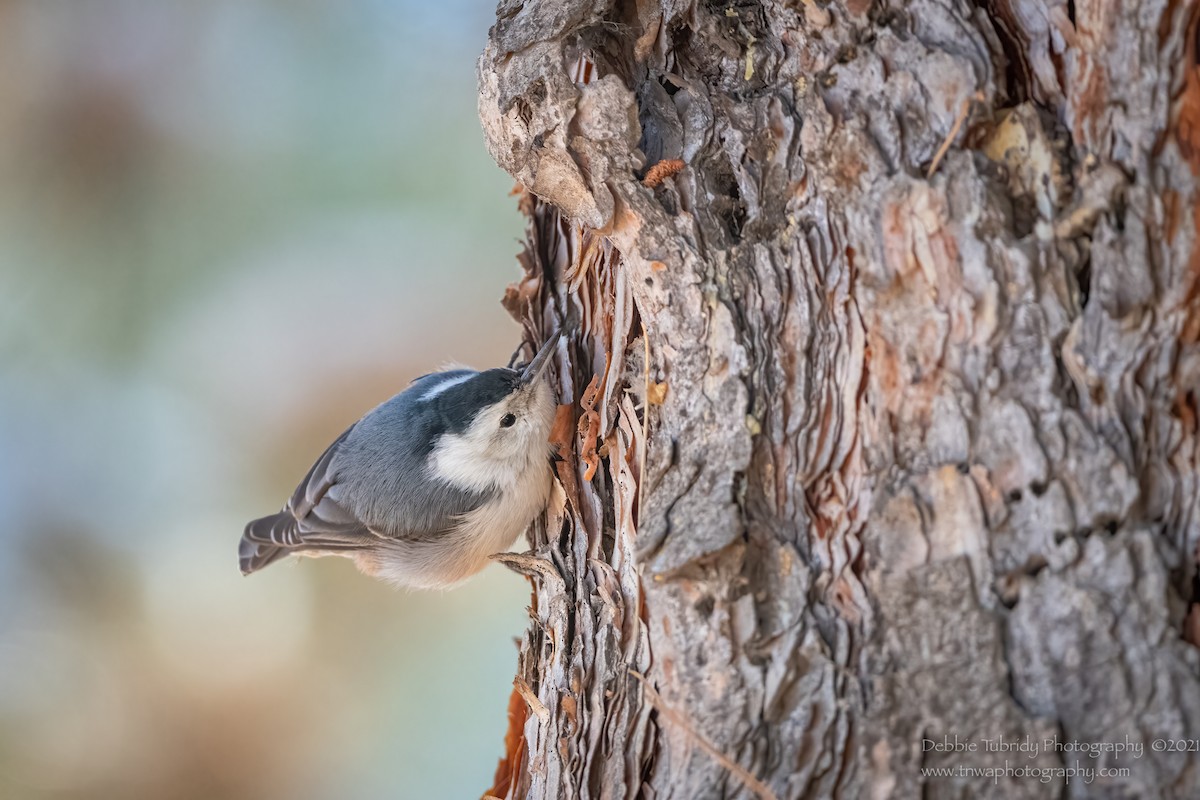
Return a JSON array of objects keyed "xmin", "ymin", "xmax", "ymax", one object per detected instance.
[{"xmin": 0, "ymin": 1, "xmax": 533, "ymax": 798}]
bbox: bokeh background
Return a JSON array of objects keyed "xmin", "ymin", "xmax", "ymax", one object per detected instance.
[{"xmin": 0, "ymin": 2, "xmax": 534, "ymax": 798}]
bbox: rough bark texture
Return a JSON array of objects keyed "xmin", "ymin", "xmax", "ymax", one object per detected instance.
[{"xmin": 478, "ymin": 1, "xmax": 1200, "ymax": 798}]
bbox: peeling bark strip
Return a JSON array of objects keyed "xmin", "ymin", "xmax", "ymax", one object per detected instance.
[{"xmin": 478, "ymin": 1, "xmax": 1200, "ymax": 798}]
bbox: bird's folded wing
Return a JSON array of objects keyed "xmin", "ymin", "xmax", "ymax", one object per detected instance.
[
  {"xmin": 286, "ymin": 423, "xmax": 355, "ymax": 520},
  {"xmin": 243, "ymin": 415, "xmax": 497, "ymax": 563},
  {"xmin": 244, "ymin": 423, "xmax": 383, "ymax": 553}
]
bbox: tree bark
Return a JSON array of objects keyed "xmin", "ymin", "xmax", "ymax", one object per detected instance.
[{"xmin": 477, "ymin": 1, "xmax": 1200, "ymax": 797}]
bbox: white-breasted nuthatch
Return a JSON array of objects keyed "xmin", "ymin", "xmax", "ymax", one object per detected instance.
[{"xmin": 239, "ymin": 334, "xmax": 560, "ymax": 589}]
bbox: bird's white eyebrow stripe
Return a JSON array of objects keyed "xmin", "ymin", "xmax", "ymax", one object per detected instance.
[{"xmin": 420, "ymin": 373, "xmax": 475, "ymax": 401}]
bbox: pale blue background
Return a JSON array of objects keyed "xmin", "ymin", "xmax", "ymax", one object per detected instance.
[{"xmin": 0, "ymin": 2, "xmax": 532, "ymax": 798}]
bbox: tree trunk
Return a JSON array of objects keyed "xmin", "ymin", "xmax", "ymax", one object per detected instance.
[{"xmin": 477, "ymin": 1, "xmax": 1200, "ymax": 797}]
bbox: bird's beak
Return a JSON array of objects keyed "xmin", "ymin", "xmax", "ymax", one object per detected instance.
[{"xmin": 520, "ymin": 332, "xmax": 559, "ymax": 386}]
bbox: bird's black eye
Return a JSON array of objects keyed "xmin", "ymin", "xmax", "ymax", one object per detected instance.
[{"xmin": 500, "ymin": 413, "xmax": 517, "ymax": 428}]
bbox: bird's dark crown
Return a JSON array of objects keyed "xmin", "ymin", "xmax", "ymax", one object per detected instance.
[{"xmin": 430, "ymin": 368, "xmax": 521, "ymax": 434}]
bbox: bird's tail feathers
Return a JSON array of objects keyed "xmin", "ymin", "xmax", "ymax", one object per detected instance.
[
  {"xmin": 240, "ymin": 510, "xmax": 376, "ymax": 575},
  {"xmin": 240, "ymin": 511, "xmax": 301, "ymax": 575}
]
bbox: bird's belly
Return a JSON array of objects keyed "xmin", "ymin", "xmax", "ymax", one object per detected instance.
[{"xmin": 359, "ymin": 465, "xmax": 551, "ymax": 589}]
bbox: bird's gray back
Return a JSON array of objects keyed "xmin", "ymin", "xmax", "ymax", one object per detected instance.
[{"xmin": 333, "ymin": 372, "xmax": 495, "ymax": 539}]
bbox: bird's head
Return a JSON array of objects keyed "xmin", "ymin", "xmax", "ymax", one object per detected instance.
[{"xmin": 425, "ymin": 335, "xmax": 559, "ymax": 491}]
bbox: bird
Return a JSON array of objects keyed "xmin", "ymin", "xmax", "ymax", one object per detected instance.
[{"xmin": 239, "ymin": 333, "xmax": 560, "ymax": 589}]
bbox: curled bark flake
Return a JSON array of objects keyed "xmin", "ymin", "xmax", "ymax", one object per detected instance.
[
  {"xmin": 578, "ymin": 375, "xmax": 602, "ymax": 483},
  {"xmin": 641, "ymin": 158, "xmax": 685, "ymax": 188}
]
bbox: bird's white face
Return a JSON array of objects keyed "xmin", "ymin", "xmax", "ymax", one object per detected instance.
[
  {"xmin": 471, "ymin": 378, "xmax": 556, "ymax": 462},
  {"xmin": 429, "ymin": 377, "xmax": 556, "ymax": 494}
]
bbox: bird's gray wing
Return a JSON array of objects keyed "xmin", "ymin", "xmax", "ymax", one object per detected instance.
[
  {"xmin": 240, "ymin": 392, "xmax": 500, "ymax": 575},
  {"xmin": 240, "ymin": 424, "xmax": 382, "ymax": 574}
]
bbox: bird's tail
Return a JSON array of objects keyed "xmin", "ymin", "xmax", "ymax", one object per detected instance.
[{"xmin": 239, "ymin": 511, "xmax": 300, "ymax": 575}]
